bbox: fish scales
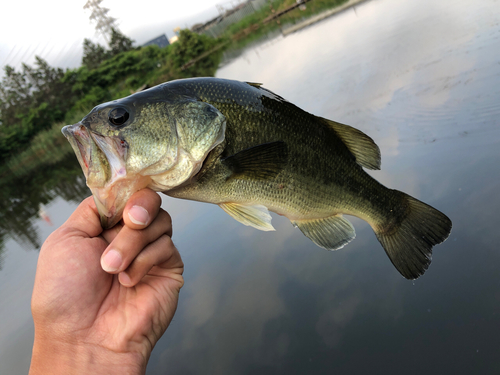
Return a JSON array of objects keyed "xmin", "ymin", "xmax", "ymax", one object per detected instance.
[
  {"xmin": 62, "ymin": 77, "xmax": 452, "ymax": 279},
  {"xmin": 168, "ymin": 79, "xmax": 386, "ymax": 220}
]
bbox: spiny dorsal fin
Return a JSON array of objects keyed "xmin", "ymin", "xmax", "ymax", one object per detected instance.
[
  {"xmin": 246, "ymin": 82, "xmax": 263, "ymax": 88},
  {"xmin": 291, "ymin": 215, "xmax": 356, "ymax": 250},
  {"xmin": 222, "ymin": 141, "xmax": 288, "ymax": 181},
  {"xmin": 219, "ymin": 203, "xmax": 275, "ymax": 231},
  {"xmin": 319, "ymin": 118, "xmax": 381, "ymax": 170}
]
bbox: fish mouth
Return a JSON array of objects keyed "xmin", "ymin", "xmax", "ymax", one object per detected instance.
[
  {"xmin": 62, "ymin": 124, "xmax": 93, "ymax": 177},
  {"xmin": 62, "ymin": 123, "xmax": 150, "ymax": 228}
]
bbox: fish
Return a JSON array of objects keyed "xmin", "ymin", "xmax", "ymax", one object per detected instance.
[{"xmin": 62, "ymin": 77, "xmax": 452, "ymax": 279}]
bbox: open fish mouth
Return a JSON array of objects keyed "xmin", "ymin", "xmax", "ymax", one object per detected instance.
[
  {"xmin": 62, "ymin": 124, "xmax": 93, "ymax": 178},
  {"xmin": 62, "ymin": 123, "xmax": 150, "ymax": 228}
]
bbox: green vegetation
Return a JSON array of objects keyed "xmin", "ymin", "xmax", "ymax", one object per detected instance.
[
  {"xmin": 82, "ymin": 28, "xmax": 135, "ymax": 69},
  {"xmin": 224, "ymin": 0, "xmax": 349, "ymax": 46},
  {"xmin": 0, "ymin": 29, "xmax": 225, "ymax": 176},
  {"xmin": 0, "ymin": 58, "xmax": 75, "ymax": 163},
  {"xmin": 271, "ymin": 0, "xmax": 350, "ymax": 22},
  {"xmin": 169, "ymin": 30, "xmax": 229, "ymax": 78}
]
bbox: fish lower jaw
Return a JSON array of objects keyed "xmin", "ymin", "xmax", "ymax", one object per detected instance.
[{"xmin": 90, "ymin": 175, "xmax": 152, "ymax": 228}]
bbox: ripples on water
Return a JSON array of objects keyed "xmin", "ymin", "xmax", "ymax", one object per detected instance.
[{"xmin": 1, "ymin": 0, "xmax": 500, "ymax": 373}]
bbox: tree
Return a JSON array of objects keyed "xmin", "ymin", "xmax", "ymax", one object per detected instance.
[
  {"xmin": 81, "ymin": 29, "xmax": 134, "ymax": 70},
  {"xmin": 82, "ymin": 39, "xmax": 108, "ymax": 69},
  {"xmin": 168, "ymin": 29, "xmax": 224, "ymax": 78},
  {"xmin": 108, "ymin": 28, "xmax": 134, "ymax": 56},
  {"xmin": 0, "ymin": 57, "xmax": 75, "ymax": 160},
  {"xmin": 83, "ymin": 0, "xmax": 119, "ymax": 43}
]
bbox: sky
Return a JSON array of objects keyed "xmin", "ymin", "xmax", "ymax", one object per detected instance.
[{"xmin": 0, "ymin": 0, "xmax": 227, "ymax": 71}]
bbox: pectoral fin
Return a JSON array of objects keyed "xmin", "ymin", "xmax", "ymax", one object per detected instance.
[
  {"xmin": 222, "ymin": 141, "xmax": 287, "ymax": 181},
  {"xmin": 219, "ymin": 203, "xmax": 275, "ymax": 231},
  {"xmin": 292, "ymin": 215, "xmax": 356, "ymax": 250}
]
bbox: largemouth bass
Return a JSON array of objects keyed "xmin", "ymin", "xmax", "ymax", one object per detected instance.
[{"xmin": 62, "ymin": 78, "xmax": 452, "ymax": 279}]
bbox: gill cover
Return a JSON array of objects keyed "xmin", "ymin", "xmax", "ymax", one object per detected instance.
[{"xmin": 148, "ymin": 100, "xmax": 226, "ymax": 190}]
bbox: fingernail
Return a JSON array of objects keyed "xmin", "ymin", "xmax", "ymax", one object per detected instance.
[
  {"xmin": 128, "ymin": 205, "xmax": 149, "ymax": 226},
  {"xmin": 119, "ymin": 272, "xmax": 131, "ymax": 287},
  {"xmin": 101, "ymin": 249, "xmax": 122, "ymax": 272}
]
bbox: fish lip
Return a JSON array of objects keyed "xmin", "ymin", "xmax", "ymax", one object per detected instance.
[
  {"xmin": 63, "ymin": 123, "xmax": 146, "ymax": 228},
  {"xmin": 62, "ymin": 123, "xmax": 93, "ymax": 178},
  {"xmin": 62, "ymin": 123, "xmax": 129, "ymax": 184}
]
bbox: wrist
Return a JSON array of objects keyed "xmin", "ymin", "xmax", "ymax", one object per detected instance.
[{"xmin": 29, "ymin": 332, "xmax": 148, "ymax": 375}]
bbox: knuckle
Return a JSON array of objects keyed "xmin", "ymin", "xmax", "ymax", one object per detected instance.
[
  {"xmin": 132, "ymin": 250, "xmax": 151, "ymax": 270},
  {"xmin": 159, "ymin": 233, "xmax": 174, "ymax": 248},
  {"xmin": 157, "ymin": 210, "xmax": 173, "ymax": 235},
  {"xmin": 158, "ymin": 209, "xmax": 172, "ymax": 224}
]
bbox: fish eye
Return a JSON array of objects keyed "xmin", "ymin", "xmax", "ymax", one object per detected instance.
[{"xmin": 108, "ymin": 107, "xmax": 130, "ymax": 126}]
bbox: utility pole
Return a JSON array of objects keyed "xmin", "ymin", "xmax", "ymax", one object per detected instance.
[{"xmin": 83, "ymin": 0, "xmax": 119, "ymax": 44}]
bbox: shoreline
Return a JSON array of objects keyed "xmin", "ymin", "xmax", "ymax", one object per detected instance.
[{"xmin": 282, "ymin": 0, "xmax": 370, "ymax": 36}]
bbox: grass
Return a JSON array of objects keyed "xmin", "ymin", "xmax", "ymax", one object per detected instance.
[{"xmin": 223, "ymin": 0, "xmax": 350, "ymax": 46}]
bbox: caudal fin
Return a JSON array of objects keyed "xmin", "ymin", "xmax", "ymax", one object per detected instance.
[{"xmin": 375, "ymin": 193, "xmax": 452, "ymax": 279}]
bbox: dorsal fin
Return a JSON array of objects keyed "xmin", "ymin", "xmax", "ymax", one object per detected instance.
[
  {"xmin": 246, "ymin": 82, "xmax": 263, "ymax": 88},
  {"xmin": 319, "ymin": 118, "xmax": 381, "ymax": 170}
]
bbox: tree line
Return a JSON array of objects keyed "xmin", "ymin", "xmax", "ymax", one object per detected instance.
[{"xmin": 0, "ymin": 29, "xmax": 226, "ymax": 163}]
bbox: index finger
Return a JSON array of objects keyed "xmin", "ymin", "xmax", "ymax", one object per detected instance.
[{"xmin": 61, "ymin": 196, "xmax": 103, "ymax": 238}]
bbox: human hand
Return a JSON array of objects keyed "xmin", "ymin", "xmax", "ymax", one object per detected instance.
[{"xmin": 29, "ymin": 189, "xmax": 184, "ymax": 375}]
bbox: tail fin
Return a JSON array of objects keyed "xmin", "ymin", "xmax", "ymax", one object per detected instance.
[{"xmin": 375, "ymin": 193, "xmax": 452, "ymax": 279}]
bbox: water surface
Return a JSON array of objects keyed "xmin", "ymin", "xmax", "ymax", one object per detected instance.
[{"xmin": 1, "ymin": 0, "xmax": 499, "ymax": 373}]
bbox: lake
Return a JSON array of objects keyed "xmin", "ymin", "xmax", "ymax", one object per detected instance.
[{"xmin": 1, "ymin": 0, "xmax": 500, "ymax": 373}]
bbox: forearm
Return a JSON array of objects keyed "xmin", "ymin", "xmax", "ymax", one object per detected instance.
[{"xmin": 29, "ymin": 333, "xmax": 148, "ymax": 375}]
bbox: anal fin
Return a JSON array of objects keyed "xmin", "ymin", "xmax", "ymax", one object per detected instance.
[
  {"xmin": 292, "ymin": 215, "xmax": 356, "ymax": 250},
  {"xmin": 220, "ymin": 203, "xmax": 275, "ymax": 231}
]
